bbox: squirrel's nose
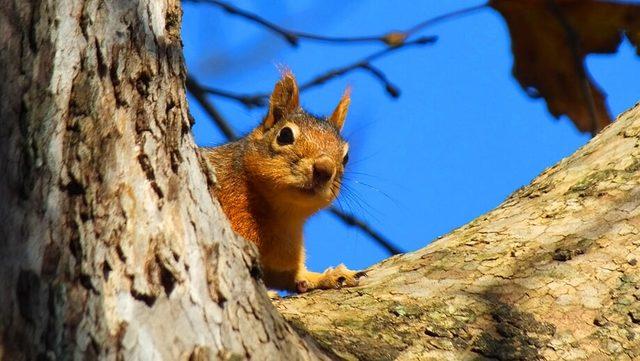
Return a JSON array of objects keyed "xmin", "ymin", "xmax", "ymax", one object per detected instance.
[{"xmin": 313, "ymin": 157, "xmax": 335, "ymax": 186}]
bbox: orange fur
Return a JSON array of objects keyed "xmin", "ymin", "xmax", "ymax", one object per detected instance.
[{"xmin": 203, "ymin": 73, "xmax": 363, "ymax": 292}]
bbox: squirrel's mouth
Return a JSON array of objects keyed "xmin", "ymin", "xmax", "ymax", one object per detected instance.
[
  {"xmin": 298, "ymin": 184, "xmax": 321, "ymax": 196},
  {"xmin": 296, "ymin": 181, "xmax": 335, "ymax": 200},
  {"xmin": 291, "ymin": 171, "xmax": 340, "ymax": 200}
]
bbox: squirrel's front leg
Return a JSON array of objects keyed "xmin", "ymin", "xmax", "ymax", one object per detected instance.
[
  {"xmin": 259, "ymin": 239, "xmax": 365, "ymax": 293},
  {"xmin": 295, "ymin": 264, "xmax": 366, "ymax": 293}
]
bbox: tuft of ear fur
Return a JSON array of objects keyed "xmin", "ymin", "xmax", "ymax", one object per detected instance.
[
  {"xmin": 263, "ymin": 71, "xmax": 299, "ymax": 129},
  {"xmin": 329, "ymin": 87, "xmax": 351, "ymax": 131}
]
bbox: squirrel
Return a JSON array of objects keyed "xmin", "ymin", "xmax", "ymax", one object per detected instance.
[{"xmin": 202, "ymin": 72, "xmax": 365, "ymax": 293}]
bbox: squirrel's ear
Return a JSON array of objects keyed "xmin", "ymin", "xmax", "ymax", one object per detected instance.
[
  {"xmin": 263, "ymin": 71, "xmax": 299, "ymax": 129},
  {"xmin": 329, "ymin": 87, "xmax": 350, "ymax": 131}
]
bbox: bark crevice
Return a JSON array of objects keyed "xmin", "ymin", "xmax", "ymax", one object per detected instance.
[{"xmin": 1, "ymin": 1, "xmax": 328, "ymax": 359}]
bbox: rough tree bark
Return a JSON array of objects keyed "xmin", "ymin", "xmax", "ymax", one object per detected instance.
[
  {"xmin": 2, "ymin": 1, "xmax": 640, "ymax": 361},
  {"xmin": 0, "ymin": 1, "xmax": 326, "ymax": 360},
  {"xmin": 276, "ymin": 103, "xmax": 640, "ymax": 361}
]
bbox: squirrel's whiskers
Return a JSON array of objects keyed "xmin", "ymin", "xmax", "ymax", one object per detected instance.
[{"xmin": 203, "ymin": 71, "xmax": 365, "ymax": 293}]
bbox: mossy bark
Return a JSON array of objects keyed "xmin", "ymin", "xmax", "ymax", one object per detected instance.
[
  {"xmin": 276, "ymin": 104, "xmax": 640, "ymax": 361},
  {"xmin": 0, "ymin": 1, "xmax": 325, "ymax": 359}
]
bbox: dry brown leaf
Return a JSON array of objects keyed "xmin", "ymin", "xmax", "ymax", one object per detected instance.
[{"xmin": 490, "ymin": 0, "xmax": 640, "ymax": 134}]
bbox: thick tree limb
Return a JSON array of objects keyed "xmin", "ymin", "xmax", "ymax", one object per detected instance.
[{"xmin": 277, "ymin": 103, "xmax": 640, "ymax": 360}]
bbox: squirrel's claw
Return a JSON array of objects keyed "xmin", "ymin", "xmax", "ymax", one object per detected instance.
[
  {"xmin": 330, "ymin": 264, "xmax": 364, "ymax": 288},
  {"xmin": 295, "ymin": 264, "xmax": 365, "ymax": 293},
  {"xmin": 355, "ymin": 270, "xmax": 368, "ymax": 279},
  {"xmin": 296, "ymin": 280, "xmax": 310, "ymax": 293}
]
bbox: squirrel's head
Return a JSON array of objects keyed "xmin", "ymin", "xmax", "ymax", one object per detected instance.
[{"xmin": 244, "ymin": 72, "xmax": 350, "ymax": 212}]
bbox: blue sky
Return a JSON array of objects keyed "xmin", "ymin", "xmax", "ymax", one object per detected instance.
[{"xmin": 182, "ymin": 1, "xmax": 640, "ymax": 273}]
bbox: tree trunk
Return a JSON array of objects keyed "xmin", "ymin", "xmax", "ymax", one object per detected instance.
[
  {"xmin": 3, "ymin": 1, "xmax": 640, "ymax": 361},
  {"xmin": 0, "ymin": 1, "xmax": 326, "ymax": 360},
  {"xmin": 276, "ymin": 103, "xmax": 640, "ymax": 360}
]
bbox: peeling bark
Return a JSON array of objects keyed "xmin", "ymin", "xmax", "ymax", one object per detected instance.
[
  {"xmin": 0, "ymin": 1, "xmax": 326, "ymax": 360},
  {"xmin": 276, "ymin": 104, "xmax": 640, "ymax": 360}
]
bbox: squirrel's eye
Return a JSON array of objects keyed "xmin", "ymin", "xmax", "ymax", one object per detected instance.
[
  {"xmin": 342, "ymin": 151, "xmax": 349, "ymax": 166},
  {"xmin": 276, "ymin": 126, "xmax": 295, "ymax": 145}
]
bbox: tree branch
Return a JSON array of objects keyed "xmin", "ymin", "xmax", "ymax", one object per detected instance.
[
  {"xmin": 197, "ymin": 85, "xmax": 268, "ymax": 109},
  {"xmin": 197, "ymin": 36, "xmax": 436, "ymax": 108},
  {"xmin": 276, "ymin": 103, "xmax": 640, "ymax": 360},
  {"xmin": 185, "ymin": 0, "xmax": 406, "ymax": 46},
  {"xmin": 298, "ymin": 36, "xmax": 436, "ymax": 95},
  {"xmin": 328, "ymin": 207, "xmax": 402, "ymax": 255},
  {"xmin": 186, "ymin": 0, "xmax": 486, "ymax": 48},
  {"xmin": 186, "ymin": 76, "xmax": 238, "ymax": 140},
  {"xmin": 186, "ymin": 2, "xmax": 490, "ymax": 111},
  {"xmin": 185, "ymin": 75, "xmax": 404, "ymax": 255},
  {"xmin": 405, "ymin": 3, "xmax": 488, "ymax": 36}
]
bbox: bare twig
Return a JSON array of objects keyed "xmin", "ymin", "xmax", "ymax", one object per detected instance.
[
  {"xmin": 187, "ymin": 2, "xmax": 489, "ymax": 109},
  {"xmin": 328, "ymin": 208, "xmax": 402, "ymax": 255},
  {"xmin": 299, "ymin": 36, "xmax": 436, "ymax": 95},
  {"xmin": 185, "ymin": 0, "xmax": 484, "ymax": 48},
  {"xmin": 186, "ymin": 76, "xmax": 238, "ymax": 140},
  {"xmin": 405, "ymin": 3, "xmax": 488, "ymax": 36},
  {"xmin": 198, "ymin": 86, "xmax": 268, "ymax": 109},
  {"xmin": 185, "ymin": 75, "xmax": 404, "ymax": 255},
  {"xmin": 546, "ymin": 0, "xmax": 599, "ymax": 136},
  {"xmin": 185, "ymin": 0, "xmax": 399, "ymax": 46},
  {"xmin": 199, "ymin": 36, "xmax": 436, "ymax": 108},
  {"xmin": 360, "ymin": 64, "xmax": 401, "ymax": 98}
]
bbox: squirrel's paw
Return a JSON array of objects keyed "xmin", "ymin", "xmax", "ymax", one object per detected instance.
[{"xmin": 296, "ymin": 264, "xmax": 366, "ymax": 293}]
